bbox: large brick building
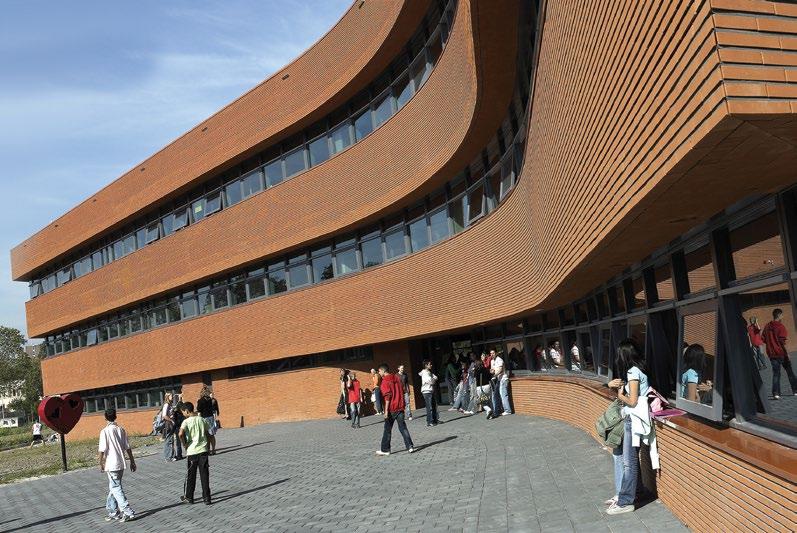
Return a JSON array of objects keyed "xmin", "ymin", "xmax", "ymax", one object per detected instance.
[{"xmin": 11, "ymin": 1, "xmax": 797, "ymax": 529}]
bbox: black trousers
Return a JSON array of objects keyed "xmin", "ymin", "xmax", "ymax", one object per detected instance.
[{"xmin": 185, "ymin": 452, "xmax": 211, "ymax": 503}]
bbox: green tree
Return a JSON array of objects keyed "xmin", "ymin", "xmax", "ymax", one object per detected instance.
[
  {"xmin": 9, "ymin": 350, "xmax": 43, "ymax": 421},
  {"xmin": 0, "ymin": 326, "xmax": 26, "ymax": 390},
  {"xmin": 0, "ymin": 327, "xmax": 43, "ymax": 421}
]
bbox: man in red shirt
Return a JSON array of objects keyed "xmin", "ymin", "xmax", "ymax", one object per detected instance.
[
  {"xmin": 747, "ymin": 316, "xmax": 766, "ymax": 370},
  {"xmin": 762, "ymin": 308, "xmax": 797, "ymax": 399},
  {"xmin": 375, "ymin": 364, "xmax": 414, "ymax": 456},
  {"xmin": 347, "ymin": 373, "xmax": 363, "ymax": 429}
]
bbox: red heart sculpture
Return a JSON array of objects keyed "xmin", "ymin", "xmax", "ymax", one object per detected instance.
[{"xmin": 37, "ymin": 394, "xmax": 84, "ymax": 434}]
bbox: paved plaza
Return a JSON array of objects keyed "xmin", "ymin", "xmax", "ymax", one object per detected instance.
[{"xmin": 0, "ymin": 411, "xmax": 688, "ymax": 533}]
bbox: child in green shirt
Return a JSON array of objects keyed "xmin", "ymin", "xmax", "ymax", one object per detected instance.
[{"xmin": 178, "ymin": 402, "xmax": 211, "ymax": 504}]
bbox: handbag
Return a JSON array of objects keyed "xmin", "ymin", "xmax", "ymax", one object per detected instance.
[{"xmin": 336, "ymin": 395, "xmax": 346, "ymax": 415}]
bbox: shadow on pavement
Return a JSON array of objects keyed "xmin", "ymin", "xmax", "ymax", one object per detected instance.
[
  {"xmin": 213, "ymin": 441, "xmax": 272, "ymax": 456},
  {"xmin": 414, "ymin": 435, "xmax": 458, "ymax": 453},
  {"xmin": 5, "ymin": 507, "xmax": 102, "ymax": 532}
]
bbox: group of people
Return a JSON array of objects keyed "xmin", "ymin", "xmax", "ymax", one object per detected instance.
[
  {"xmin": 442, "ymin": 350, "xmax": 513, "ymax": 420},
  {"xmin": 97, "ymin": 386, "xmax": 221, "ymax": 522},
  {"xmin": 531, "ymin": 340, "xmax": 582, "ymax": 372}
]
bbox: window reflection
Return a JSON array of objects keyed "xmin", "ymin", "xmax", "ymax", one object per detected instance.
[
  {"xmin": 409, "ymin": 217, "xmax": 429, "ymax": 252},
  {"xmin": 680, "ymin": 310, "xmax": 716, "ymax": 406},
  {"xmin": 730, "ymin": 211, "xmax": 785, "ymax": 281},
  {"xmin": 384, "ymin": 229, "xmax": 406, "ymax": 260},
  {"xmin": 685, "ymin": 244, "xmax": 715, "ymax": 294},
  {"xmin": 353, "ymin": 108, "xmax": 373, "ymax": 141},
  {"xmin": 360, "ymin": 238, "xmax": 383, "ymax": 268},
  {"xmin": 335, "ymin": 248, "xmax": 358, "ymax": 275},
  {"xmin": 329, "ymin": 122, "xmax": 352, "ymax": 154},
  {"xmin": 312, "ymin": 254, "xmax": 334, "ymax": 283}
]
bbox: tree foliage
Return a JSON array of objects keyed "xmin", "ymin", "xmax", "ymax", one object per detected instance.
[{"xmin": 0, "ymin": 326, "xmax": 43, "ymax": 421}]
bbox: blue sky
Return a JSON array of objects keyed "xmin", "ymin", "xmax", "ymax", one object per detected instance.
[{"xmin": 0, "ymin": 1, "xmax": 350, "ymax": 341}]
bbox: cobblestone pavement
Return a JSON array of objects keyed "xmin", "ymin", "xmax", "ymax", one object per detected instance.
[{"xmin": 0, "ymin": 410, "xmax": 689, "ymax": 533}]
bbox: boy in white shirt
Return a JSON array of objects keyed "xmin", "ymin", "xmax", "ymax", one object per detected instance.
[{"xmin": 98, "ymin": 408, "xmax": 137, "ymax": 522}]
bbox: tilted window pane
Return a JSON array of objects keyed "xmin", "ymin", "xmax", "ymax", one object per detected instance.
[
  {"xmin": 426, "ymin": 32, "xmax": 442, "ymax": 70},
  {"xmin": 247, "ymin": 277, "xmax": 266, "ymax": 300},
  {"xmin": 42, "ymin": 274, "xmax": 57, "ymax": 293},
  {"xmin": 429, "ymin": 207, "xmax": 448, "ymax": 243},
  {"xmin": 409, "ymin": 217, "xmax": 429, "ymax": 252},
  {"xmin": 308, "ymin": 135, "xmax": 330, "ymax": 166},
  {"xmin": 450, "ymin": 195, "xmax": 466, "ymax": 234},
  {"xmin": 205, "ymin": 190, "xmax": 222, "ymax": 215},
  {"xmin": 241, "ymin": 170, "xmax": 263, "ymax": 199},
  {"xmin": 730, "ymin": 211, "xmax": 785, "ymax": 281},
  {"xmin": 108, "ymin": 322, "xmax": 119, "ymax": 339},
  {"xmin": 267, "ymin": 269, "xmax": 287, "ymax": 294},
  {"xmin": 284, "ymin": 147, "xmax": 307, "ymax": 178},
  {"xmin": 113, "ymin": 240, "xmax": 125, "ymax": 261},
  {"xmin": 118, "ymin": 317, "xmax": 129, "ymax": 337},
  {"xmin": 76, "ymin": 256, "xmax": 93, "ymax": 278},
  {"xmin": 265, "ymin": 159, "xmax": 284, "ymax": 187},
  {"xmin": 145, "ymin": 224, "xmax": 160, "ymax": 244},
  {"xmin": 173, "ymin": 208, "xmax": 189, "ymax": 231},
  {"xmin": 210, "ymin": 284, "xmax": 229, "ymax": 310},
  {"xmin": 372, "ymin": 93, "xmax": 393, "ymax": 128},
  {"xmin": 288, "ymin": 264, "xmax": 309, "ymax": 289},
  {"xmin": 467, "ymin": 185, "xmax": 484, "ymax": 222},
  {"xmin": 394, "ymin": 73, "xmax": 413, "ymax": 109},
  {"xmin": 679, "ymin": 310, "xmax": 717, "ymax": 407},
  {"xmin": 229, "ymin": 277, "xmax": 247, "ymax": 305},
  {"xmin": 353, "ymin": 108, "xmax": 373, "ymax": 141},
  {"xmin": 360, "ymin": 238, "xmax": 383, "ymax": 268},
  {"xmin": 151, "ymin": 306, "xmax": 168, "ymax": 327},
  {"xmin": 86, "ymin": 328, "xmax": 98, "ymax": 346},
  {"xmin": 329, "ymin": 122, "xmax": 352, "ymax": 154},
  {"xmin": 161, "ymin": 213, "xmax": 175, "ymax": 236},
  {"xmin": 129, "ymin": 314, "xmax": 142, "ymax": 333},
  {"xmin": 181, "ymin": 297, "xmax": 198, "ymax": 319},
  {"xmin": 312, "ymin": 253, "xmax": 334, "ymax": 283},
  {"xmin": 197, "ymin": 290, "xmax": 212, "ymax": 314},
  {"xmin": 385, "ymin": 229, "xmax": 406, "ymax": 260},
  {"xmin": 685, "ymin": 245, "xmax": 715, "ymax": 294},
  {"xmin": 192, "ymin": 198, "xmax": 206, "ymax": 222},
  {"xmin": 225, "ymin": 180, "xmax": 243, "ymax": 206},
  {"xmin": 335, "ymin": 248, "xmax": 358, "ymax": 275},
  {"xmin": 411, "ymin": 53, "xmax": 430, "ymax": 91},
  {"xmin": 99, "ymin": 325, "xmax": 109, "ymax": 342},
  {"xmin": 29, "ymin": 282, "xmax": 41, "ymax": 299},
  {"xmin": 57, "ymin": 267, "xmax": 73, "ymax": 286}
]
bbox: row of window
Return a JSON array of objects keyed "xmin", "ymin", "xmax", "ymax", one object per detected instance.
[
  {"xmin": 28, "ymin": 0, "xmax": 457, "ymax": 300},
  {"xmin": 41, "ymin": 138, "xmax": 522, "ymax": 357},
  {"xmin": 229, "ymin": 346, "xmax": 373, "ymax": 379},
  {"xmin": 82, "ymin": 378, "xmax": 181, "ymax": 414}
]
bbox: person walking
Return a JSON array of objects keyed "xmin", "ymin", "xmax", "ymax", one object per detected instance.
[
  {"xmin": 763, "ymin": 308, "xmax": 797, "ymax": 399},
  {"xmin": 375, "ymin": 364, "xmax": 414, "ymax": 456},
  {"xmin": 347, "ymin": 372, "xmax": 363, "ymax": 428},
  {"xmin": 419, "ymin": 359, "xmax": 439, "ymax": 426},
  {"xmin": 747, "ymin": 316, "xmax": 767, "ymax": 370},
  {"xmin": 397, "ymin": 364, "xmax": 413, "ymax": 421},
  {"xmin": 178, "ymin": 402, "xmax": 212, "ymax": 505},
  {"xmin": 29, "ymin": 420, "xmax": 44, "ymax": 448},
  {"xmin": 371, "ymin": 369, "xmax": 383, "ymax": 415},
  {"xmin": 161, "ymin": 392, "xmax": 176, "ymax": 462},
  {"xmin": 98, "ymin": 408, "xmax": 137, "ymax": 522},
  {"xmin": 197, "ymin": 386, "xmax": 217, "ymax": 455}
]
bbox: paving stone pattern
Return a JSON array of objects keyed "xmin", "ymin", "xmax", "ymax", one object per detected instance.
[{"xmin": 0, "ymin": 411, "xmax": 689, "ymax": 532}]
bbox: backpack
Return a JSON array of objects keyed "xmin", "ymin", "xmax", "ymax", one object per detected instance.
[{"xmin": 153, "ymin": 409, "xmax": 165, "ymax": 433}]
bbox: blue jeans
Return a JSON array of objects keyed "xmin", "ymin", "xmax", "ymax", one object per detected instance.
[
  {"xmin": 490, "ymin": 380, "xmax": 504, "ymax": 416},
  {"xmin": 349, "ymin": 402, "xmax": 361, "ymax": 427},
  {"xmin": 374, "ymin": 388, "xmax": 383, "ymax": 413},
  {"xmin": 106, "ymin": 470, "xmax": 133, "ymax": 517},
  {"xmin": 163, "ymin": 429, "xmax": 174, "ymax": 460},
  {"xmin": 771, "ymin": 356, "xmax": 797, "ymax": 396},
  {"xmin": 616, "ymin": 417, "xmax": 639, "ymax": 506},
  {"xmin": 422, "ymin": 392, "xmax": 438, "ymax": 425},
  {"xmin": 381, "ymin": 411, "xmax": 413, "ymax": 452},
  {"xmin": 499, "ymin": 375, "xmax": 512, "ymax": 414},
  {"xmin": 404, "ymin": 392, "xmax": 412, "ymax": 419}
]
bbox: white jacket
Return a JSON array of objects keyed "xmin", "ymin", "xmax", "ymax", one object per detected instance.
[
  {"xmin": 627, "ymin": 396, "xmax": 660, "ymax": 470},
  {"xmin": 419, "ymin": 369, "xmax": 437, "ymax": 393}
]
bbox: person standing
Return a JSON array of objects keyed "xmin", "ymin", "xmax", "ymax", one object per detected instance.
[
  {"xmin": 419, "ymin": 359, "xmax": 439, "ymax": 426},
  {"xmin": 763, "ymin": 308, "xmax": 797, "ymax": 399},
  {"xmin": 452, "ymin": 360, "xmax": 470, "ymax": 412},
  {"xmin": 347, "ymin": 372, "xmax": 363, "ymax": 428},
  {"xmin": 179, "ymin": 402, "xmax": 212, "ymax": 505},
  {"xmin": 748, "ymin": 317, "xmax": 767, "ymax": 370},
  {"xmin": 464, "ymin": 353, "xmax": 479, "ymax": 414},
  {"xmin": 549, "ymin": 341, "xmax": 563, "ymax": 367},
  {"xmin": 29, "ymin": 420, "xmax": 44, "ymax": 448},
  {"xmin": 570, "ymin": 341, "xmax": 582, "ymax": 372},
  {"xmin": 172, "ymin": 399, "xmax": 185, "ymax": 460},
  {"xmin": 371, "ymin": 368, "xmax": 383, "ymax": 415},
  {"xmin": 397, "ymin": 364, "xmax": 413, "ymax": 421},
  {"xmin": 338, "ymin": 368, "xmax": 350, "ymax": 420},
  {"xmin": 488, "ymin": 350, "xmax": 505, "ymax": 419},
  {"xmin": 98, "ymin": 408, "xmax": 137, "ymax": 522},
  {"xmin": 375, "ymin": 364, "xmax": 414, "ymax": 456},
  {"xmin": 161, "ymin": 392, "xmax": 176, "ymax": 462},
  {"xmin": 210, "ymin": 392, "xmax": 221, "ymax": 429},
  {"xmin": 197, "ymin": 386, "xmax": 217, "ymax": 455},
  {"xmin": 444, "ymin": 355, "xmax": 459, "ymax": 407}
]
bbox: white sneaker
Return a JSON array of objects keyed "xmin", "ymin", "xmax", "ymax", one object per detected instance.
[
  {"xmin": 606, "ymin": 504, "xmax": 634, "ymax": 515},
  {"xmin": 464, "ymin": 411, "xmax": 474, "ymax": 415},
  {"xmin": 375, "ymin": 450, "xmax": 390, "ymax": 456},
  {"xmin": 501, "ymin": 412, "xmax": 512, "ymax": 416},
  {"xmin": 408, "ymin": 447, "xmax": 415, "ymax": 454},
  {"xmin": 604, "ymin": 496, "xmax": 618, "ymax": 506}
]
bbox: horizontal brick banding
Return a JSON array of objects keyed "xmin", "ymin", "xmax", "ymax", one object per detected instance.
[
  {"xmin": 24, "ymin": 0, "xmax": 519, "ymax": 338},
  {"xmin": 10, "ymin": 1, "xmax": 431, "ymax": 281}
]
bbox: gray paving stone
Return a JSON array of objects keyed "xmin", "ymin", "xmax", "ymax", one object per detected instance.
[{"xmin": 0, "ymin": 411, "xmax": 688, "ymax": 532}]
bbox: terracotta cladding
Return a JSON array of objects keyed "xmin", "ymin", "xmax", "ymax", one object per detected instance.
[
  {"xmin": 9, "ymin": 1, "xmax": 431, "ymax": 281},
  {"xmin": 510, "ymin": 377, "xmax": 797, "ymax": 533},
  {"xmin": 24, "ymin": 0, "xmax": 519, "ymax": 338}
]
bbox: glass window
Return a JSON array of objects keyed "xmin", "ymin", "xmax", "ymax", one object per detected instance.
[
  {"xmin": 384, "ymin": 229, "xmax": 406, "ymax": 260},
  {"xmin": 267, "ymin": 268, "xmax": 287, "ymax": 294},
  {"xmin": 308, "ymin": 135, "xmax": 330, "ymax": 166},
  {"xmin": 241, "ymin": 170, "xmax": 263, "ymax": 198},
  {"xmin": 112, "ymin": 240, "xmax": 125, "ymax": 262},
  {"xmin": 611, "ymin": 285, "xmax": 626, "ymax": 315},
  {"xmin": 685, "ymin": 244, "xmax": 715, "ymax": 294},
  {"xmin": 173, "ymin": 207, "xmax": 189, "ymax": 231},
  {"xmin": 730, "ymin": 211, "xmax": 785, "ymax": 281},
  {"xmin": 225, "ymin": 180, "xmax": 243, "ymax": 206},
  {"xmin": 192, "ymin": 198, "xmax": 206, "ymax": 222},
  {"xmin": 353, "ymin": 108, "xmax": 373, "ymax": 141},
  {"xmin": 129, "ymin": 313, "xmax": 142, "ymax": 333},
  {"xmin": 166, "ymin": 299, "xmax": 180, "ymax": 323},
  {"xmin": 628, "ymin": 315, "xmax": 647, "ymax": 356},
  {"xmin": 288, "ymin": 263, "xmax": 309, "ymax": 289},
  {"xmin": 108, "ymin": 321, "xmax": 119, "ymax": 339},
  {"xmin": 679, "ymin": 307, "xmax": 718, "ymax": 410},
  {"xmin": 265, "ymin": 159, "xmax": 284, "ymax": 187},
  {"xmin": 631, "ymin": 277, "xmax": 646, "ymax": 309},
  {"xmin": 42, "ymin": 274, "xmax": 56, "ymax": 293},
  {"xmin": 654, "ymin": 264, "xmax": 675, "ymax": 301},
  {"xmin": 329, "ymin": 121, "xmax": 352, "ymax": 154},
  {"xmin": 500, "ymin": 154, "xmax": 514, "ymax": 199},
  {"xmin": 394, "ymin": 73, "xmax": 413, "ymax": 109},
  {"xmin": 335, "ymin": 248, "xmax": 358, "ymax": 276},
  {"xmin": 75, "ymin": 256, "xmax": 92, "ymax": 278},
  {"xmin": 312, "ymin": 253, "xmax": 334, "ymax": 282},
  {"xmin": 361, "ymin": 238, "xmax": 383, "ymax": 268},
  {"xmin": 284, "ymin": 147, "xmax": 307, "ymax": 178},
  {"xmin": 426, "ymin": 32, "xmax": 442, "ymax": 68},
  {"xmin": 372, "ymin": 92, "xmax": 393, "ymax": 128},
  {"xmin": 229, "ymin": 275, "xmax": 247, "ymax": 305},
  {"xmin": 429, "ymin": 206, "xmax": 448, "ymax": 243},
  {"xmin": 247, "ymin": 275, "xmax": 266, "ymax": 300},
  {"xmin": 197, "ymin": 289, "xmax": 212, "ymax": 314},
  {"xmin": 86, "ymin": 328, "xmax": 98, "ymax": 346},
  {"xmin": 467, "ymin": 185, "xmax": 484, "ymax": 222},
  {"xmin": 409, "ymin": 217, "xmax": 429, "ymax": 252},
  {"xmin": 29, "ymin": 281, "xmax": 42, "ymax": 299},
  {"xmin": 145, "ymin": 223, "xmax": 160, "ymax": 244},
  {"xmin": 56, "ymin": 267, "xmax": 72, "ymax": 286},
  {"xmin": 205, "ymin": 190, "xmax": 222, "ymax": 215},
  {"xmin": 210, "ymin": 283, "xmax": 229, "ymax": 310},
  {"xmin": 161, "ymin": 213, "xmax": 175, "ymax": 236},
  {"xmin": 150, "ymin": 304, "xmax": 168, "ymax": 327},
  {"xmin": 335, "ymin": 234, "xmax": 357, "ymax": 249},
  {"xmin": 122, "ymin": 233, "xmax": 136, "ymax": 255},
  {"xmin": 411, "ymin": 53, "xmax": 430, "ymax": 91},
  {"xmin": 450, "ymin": 195, "xmax": 466, "ymax": 234},
  {"xmin": 180, "ymin": 296, "xmax": 198, "ymax": 319},
  {"xmin": 118, "ymin": 316, "xmax": 129, "ymax": 337}
]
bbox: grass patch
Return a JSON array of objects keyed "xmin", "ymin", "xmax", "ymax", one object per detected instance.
[
  {"xmin": 0, "ymin": 434, "xmax": 159, "ymax": 484},
  {"xmin": 0, "ymin": 423, "xmax": 56, "ymax": 451}
]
